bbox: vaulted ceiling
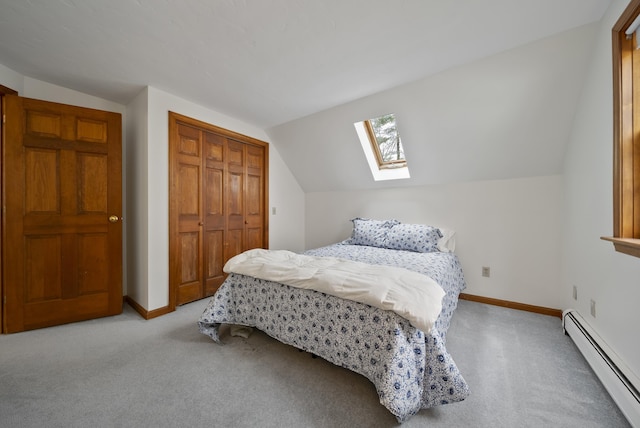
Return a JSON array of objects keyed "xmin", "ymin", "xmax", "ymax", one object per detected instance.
[{"xmin": 0, "ymin": 0, "xmax": 613, "ymax": 191}]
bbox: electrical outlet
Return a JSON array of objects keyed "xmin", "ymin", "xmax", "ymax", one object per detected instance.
[
  {"xmin": 271, "ymin": 207, "xmax": 276, "ymax": 215},
  {"xmin": 590, "ymin": 299, "xmax": 596, "ymax": 318},
  {"xmin": 572, "ymin": 285, "xmax": 577, "ymax": 300},
  {"xmin": 482, "ymin": 266, "xmax": 490, "ymax": 278}
]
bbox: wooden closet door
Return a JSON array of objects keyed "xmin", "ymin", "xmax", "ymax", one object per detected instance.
[
  {"xmin": 245, "ymin": 144, "xmax": 266, "ymax": 250},
  {"xmin": 171, "ymin": 123, "xmax": 204, "ymax": 305},
  {"xmin": 170, "ymin": 125, "xmax": 228, "ymax": 305},
  {"xmin": 225, "ymin": 139, "xmax": 245, "ymax": 262},
  {"xmin": 3, "ymin": 95, "xmax": 123, "ymax": 333},
  {"xmin": 203, "ymin": 131, "xmax": 226, "ymax": 296},
  {"xmin": 169, "ymin": 112, "xmax": 268, "ymax": 308},
  {"xmin": 225, "ymin": 141, "xmax": 266, "ymax": 255}
]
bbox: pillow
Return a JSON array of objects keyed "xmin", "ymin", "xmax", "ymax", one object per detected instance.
[
  {"xmin": 384, "ymin": 223, "xmax": 443, "ymax": 253},
  {"xmin": 346, "ymin": 217, "xmax": 400, "ymax": 247},
  {"xmin": 437, "ymin": 228, "xmax": 456, "ymax": 252}
]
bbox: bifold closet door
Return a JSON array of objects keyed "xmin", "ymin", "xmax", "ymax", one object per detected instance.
[
  {"xmin": 170, "ymin": 123, "xmax": 227, "ymax": 305},
  {"xmin": 171, "ymin": 123, "xmax": 206, "ymax": 305},
  {"xmin": 169, "ymin": 112, "xmax": 268, "ymax": 308},
  {"xmin": 202, "ymin": 131, "xmax": 226, "ymax": 297}
]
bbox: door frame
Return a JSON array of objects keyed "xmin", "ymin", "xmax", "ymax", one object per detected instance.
[{"xmin": 0, "ymin": 84, "xmax": 19, "ymax": 334}]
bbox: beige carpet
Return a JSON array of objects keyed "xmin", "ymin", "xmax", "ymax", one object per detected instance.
[{"xmin": 0, "ymin": 298, "xmax": 630, "ymax": 427}]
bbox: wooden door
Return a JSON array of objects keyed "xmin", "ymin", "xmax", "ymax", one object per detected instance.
[
  {"xmin": 225, "ymin": 140, "xmax": 266, "ymax": 256},
  {"xmin": 170, "ymin": 122, "xmax": 206, "ymax": 305},
  {"xmin": 170, "ymin": 123, "xmax": 230, "ymax": 305},
  {"xmin": 225, "ymin": 139, "xmax": 246, "ymax": 261},
  {"xmin": 203, "ymin": 131, "xmax": 226, "ymax": 297},
  {"xmin": 2, "ymin": 96, "xmax": 123, "ymax": 333},
  {"xmin": 169, "ymin": 112, "xmax": 268, "ymax": 308},
  {"xmin": 0, "ymin": 85, "xmax": 19, "ymax": 334},
  {"xmin": 245, "ymin": 143, "xmax": 266, "ymax": 250}
]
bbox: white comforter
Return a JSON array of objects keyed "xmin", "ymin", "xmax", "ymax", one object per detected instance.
[{"xmin": 223, "ymin": 249, "xmax": 445, "ymax": 333}]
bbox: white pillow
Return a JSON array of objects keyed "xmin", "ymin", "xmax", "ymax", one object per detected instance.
[{"xmin": 437, "ymin": 228, "xmax": 456, "ymax": 252}]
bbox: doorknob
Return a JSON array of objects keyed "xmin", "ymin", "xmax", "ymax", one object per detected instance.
[{"xmin": 108, "ymin": 215, "xmax": 121, "ymax": 223}]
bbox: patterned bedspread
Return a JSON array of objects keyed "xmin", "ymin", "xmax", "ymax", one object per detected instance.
[{"xmin": 198, "ymin": 243, "xmax": 470, "ymax": 422}]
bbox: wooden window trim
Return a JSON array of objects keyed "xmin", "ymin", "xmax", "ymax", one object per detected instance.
[
  {"xmin": 363, "ymin": 119, "xmax": 407, "ymax": 170},
  {"xmin": 603, "ymin": 0, "xmax": 640, "ymax": 258},
  {"xmin": 601, "ymin": 236, "xmax": 640, "ymax": 257}
]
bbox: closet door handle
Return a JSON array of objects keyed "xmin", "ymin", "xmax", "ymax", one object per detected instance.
[{"xmin": 108, "ymin": 215, "xmax": 121, "ymax": 223}]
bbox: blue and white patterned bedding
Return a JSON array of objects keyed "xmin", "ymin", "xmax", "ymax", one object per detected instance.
[{"xmin": 198, "ymin": 243, "xmax": 469, "ymax": 422}]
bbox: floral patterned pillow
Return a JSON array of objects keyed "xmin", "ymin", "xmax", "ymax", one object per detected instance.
[
  {"xmin": 383, "ymin": 223, "xmax": 443, "ymax": 253},
  {"xmin": 345, "ymin": 218, "xmax": 400, "ymax": 247}
]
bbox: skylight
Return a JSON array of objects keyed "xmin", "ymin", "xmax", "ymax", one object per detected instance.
[{"xmin": 354, "ymin": 113, "xmax": 410, "ymax": 181}]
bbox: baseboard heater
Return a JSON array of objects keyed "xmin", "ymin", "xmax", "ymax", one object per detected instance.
[{"xmin": 563, "ymin": 309, "xmax": 640, "ymax": 427}]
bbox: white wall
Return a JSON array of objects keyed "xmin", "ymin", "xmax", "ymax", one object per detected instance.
[
  {"xmin": 562, "ymin": 0, "xmax": 640, "ymax": 384},
  {"xmin": 268, "ymin": 147, "xmax": 306, "ymax": 252},
  {"xmin": 125, "ymin": 88, "xmax": 149, "ymax": 307},
  {"xmin": 306, "ymin": 175, "xmax": 564, "ymax": 308},
  {"xmin": 22, "ymin": 77, "xmax": 126, "ymax": 115},
  {"xmin": 0, "ymin": 63, "xmax": 24, "ymax": 93},
  {"xmin": 131, "ymin": 86, "xmax": 305, "ymax": 310}
]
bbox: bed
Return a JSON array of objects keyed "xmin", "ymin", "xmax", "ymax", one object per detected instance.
[{"xmin": 198, "ymin": 219, "xmax": 470, "ymax": 422}]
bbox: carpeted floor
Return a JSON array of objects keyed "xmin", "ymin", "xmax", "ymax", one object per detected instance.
[{"xmin": 0, "ymin": 298, "xmax": 631, "ymax": 427}]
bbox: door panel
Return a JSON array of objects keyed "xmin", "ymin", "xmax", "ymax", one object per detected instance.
[
  {"xmin": 78, "ymin": 153, "xmax": 108, "ymax": 213},
  {"xmin": 25, "ymin": 236, "xmax": 62, "ymax": 301},
  {"xmin": 174, "ymin": 123, "xmax": 204, "ymax": 305},
  {"xmin": 180, "ymin": 232, "xmax": 200, "ymax": 283},
  {"xmin": 245, "ymin": 145, "xmax": 265, "ymax": 250},
  {"xmin": 3, "ymin": 95, "xmax": 122, "ymax": 333},
  {"xmin": 225, "ymin": 229, "xmax": 244, "ymax": 262},
  {"xmin": 78, "ymin": 233, "xmax": 109, "ymax": 295},
  {"xmin": 226, "ymin": 140, "xmax": 245, "ymax": 259},
  {"xmin": 177, "ymin": 231, "xmax": 201, "ymax": 304},
  {"xmin": 25, "ymin": 148, "xmax": 59, "ymax": 212},
  {"xmin": 203, "ymin": 132, "xmax": 226, "ymax": 295},
  {"xmin": 204, "ymin": 230, "xmax": 224, "ymax": 295}
]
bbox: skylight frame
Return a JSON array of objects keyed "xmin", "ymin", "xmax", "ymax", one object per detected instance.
[
  {"xmin": 354, "ymin": 113, "xmax": 410, "ymax": 182},
  {"xmin": 363, "ymin": 114, "xmax": 407, "ymax": 170}
]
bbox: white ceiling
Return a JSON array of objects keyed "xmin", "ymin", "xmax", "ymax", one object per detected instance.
[{"xmin": 0, "ymin": 0, "xmax": 612, "ymax": 129}]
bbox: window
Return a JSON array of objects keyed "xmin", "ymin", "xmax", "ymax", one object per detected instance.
[
  {"xmin": 364, "ymin": 113, "xmax": 406, "ymax": 169},
  {"xmin": 604, "ymin": 0, "xmax": 640, "ymax": 257},
  {"xmin": 354, "ymin": 113, "xmax": 410, "ymax": 181}
]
